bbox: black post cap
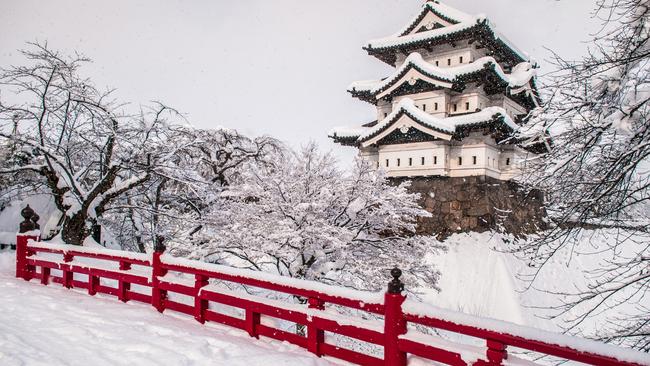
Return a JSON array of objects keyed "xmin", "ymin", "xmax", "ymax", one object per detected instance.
[
  {"xmin": 154, "ymin": 235, "xmax": 166, "ymax": 253},
  {"xmin": 19, "ymin": 205, "xmax": 37, "ymax": 233},
  {"xmin": 31, "ymin": 213, "xmax": 40, "ymax": 230},
  {"xmin": 387, "ymin": 267, "xmax": 404, "ymax": 294}
]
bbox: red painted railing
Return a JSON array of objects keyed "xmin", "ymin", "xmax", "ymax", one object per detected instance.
[{"xmin": 14, "ymin": 233, "xmax": 650, "ymax": 366}]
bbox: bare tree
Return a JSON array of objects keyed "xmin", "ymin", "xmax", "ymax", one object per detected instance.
[
  {"xmin": 515, "ymin": 0, "xmax": 649, "ymax": 351},
  {"xmin": 0, "ymin": 43, "xmax": 180, "ymax": 244}
]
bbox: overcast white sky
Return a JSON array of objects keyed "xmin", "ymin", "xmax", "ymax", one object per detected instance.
[{"xmin": 1, "ymin": 0, "xmax": 599, "ymax": 163}]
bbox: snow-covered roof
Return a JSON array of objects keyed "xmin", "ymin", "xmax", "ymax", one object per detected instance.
[
  {"xmin": 329, "ymin": 98, "xmax": 517, "ymax": 146},
  {"xmin": 393, "ymin": 0, "xmax": 475, "ymax": 36},
  {"xmin": 364, "ymin": 1, "xmax": 530, "ymax": 66},
  {"xmin": 348, "ymin": 53, "xmax": 536, "ymax": 99}
]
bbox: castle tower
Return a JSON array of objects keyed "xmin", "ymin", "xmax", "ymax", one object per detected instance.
[{"xmin": 330, "ymin": 1, "xmax": 545, "ymax": 236}]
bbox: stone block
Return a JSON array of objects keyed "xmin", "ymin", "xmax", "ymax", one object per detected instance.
[
  {"xmin": 452, "ymin": 178, "xmax": 467, "ymax": 186},
  {"xmin": 456, "ymin": 190, "xmax": 470, "ymax": 201},
  {"xmin": 466, "ymin": 205, "xmax": 490, "ymax": 217}
]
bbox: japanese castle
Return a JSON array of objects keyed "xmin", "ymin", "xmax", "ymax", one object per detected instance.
[{"xmin": 330, "ymin": 1, "xmax": 541, "ymax": 181}]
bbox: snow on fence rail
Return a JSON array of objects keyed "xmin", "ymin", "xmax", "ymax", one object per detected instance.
[{"xmin": 13, "ymin": 208, "xmax": 650, "ymax": 366}]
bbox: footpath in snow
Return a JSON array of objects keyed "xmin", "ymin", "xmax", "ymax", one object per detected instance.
[{"xmin": 0, "ymin": 251, "xmax": 334, "ymax": 366}]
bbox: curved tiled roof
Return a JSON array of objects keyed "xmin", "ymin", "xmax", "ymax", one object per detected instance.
[
  {"xmin": 364, "ymin": 1, "xmax": 530, "ymax": 67},
  {"xmin": 348, "ymin": 53, "xmax": 536, "ymax": 100},
  {"xmin": 329, "ymin": 98, "xmax": 518, "ymax": 146}
]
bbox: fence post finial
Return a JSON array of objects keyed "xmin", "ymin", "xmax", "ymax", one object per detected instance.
[
  {"xmin": 154, "ymin": 235, "xmax": 166, "ymax": 253},
  {"xmin": 31, "ymin": 212, "xmax": 40, "ymax": 230},
  {"xmin": 19, "ymin": 205, "xmax": 36, "ymax": 233},
  {"xmin": 388, "ymin": 267, "xmax": 404, "ymax": 294}
]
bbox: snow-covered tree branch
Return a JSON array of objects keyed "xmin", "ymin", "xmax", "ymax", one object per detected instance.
[
  {"xmin": 0, "ymin": 43, "xmax": 183, "ymax": 244},
  {"xmin": 515, "ymin": 0, "xmax": 650, "ymax": 351},
  {"xmin": 178, "ymin": 143, "xmax": 444, "ymax": 293}
]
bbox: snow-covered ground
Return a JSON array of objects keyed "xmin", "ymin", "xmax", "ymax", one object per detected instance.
[
  {"xmin": 422, "ymin": 232, "xmax": 554, "ymax": 330},
  {"xmin": 0, "ymin": 250, "xmax": 334, "ymax": 366}
]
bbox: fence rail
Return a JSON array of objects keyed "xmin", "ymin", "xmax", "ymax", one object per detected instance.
[{"xmin": 12, "ymin": 207, "xmax": 650, "ymax": 366}]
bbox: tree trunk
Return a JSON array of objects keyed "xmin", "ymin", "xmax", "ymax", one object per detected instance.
[{"xmin": 61, "ymin": 213, "xmax": 91, "ymax": 245}]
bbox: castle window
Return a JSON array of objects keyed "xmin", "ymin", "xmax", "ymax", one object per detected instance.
[
  {"xmin": 422, "ymin": 104, "xmax": 426, "ymax": 111},
  {"xmin": 473, "ymin": 156, "xmax": 477, "ymax": 165},
  {"xmin": 453, "ymin": 104, "xmax": 458, "ymax": 112},
  {"xmin": 458, "ymin": 157, "xmax": 463, "ymax": 166},
  {"xmin": 506, "ymin": 158, "xmax": 511, "ymax": 166},
  {"xmin": 409, "ymin": 158, "xmax": 413, "ymax": 166},
  {"xmin": 384, "ymin": 112, "xmax": 388, "ymax": 118},
  {"xmin": 459, "ymin": 56, "xmax": 463, "ymax": 63},
  {"xmin": 385, "ymin": 159, "xmax": 389, "ymax": 167},
  {"xmin": 435, "ymin": 60, "xmax": 439, "ymax": 66},
  {"xmin": 421, "ymin": 157, "xmax": 425, "ymax": 165},
  {"xmin": 397, "ymin": 158, "xmax": 401, "ymax": 167},
  {"xmin": 434, "ymin": 156, "xmax": 437, "ymax": 165},
  {"xmin": 434, "ymin": 102, "xmax": 438, "ymax": 111},
  {"xmin": 447, "ymin": 58, "xmax": 451, "ymax": 66},
  {"xmin": 465, "ymin": 102, "xmax": 470, "ymax": 110}
]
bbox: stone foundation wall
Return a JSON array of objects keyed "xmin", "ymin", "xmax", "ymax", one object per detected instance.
[{"xmin": 392, "ymin": 176, "xmax": 547, "ymax": 238}]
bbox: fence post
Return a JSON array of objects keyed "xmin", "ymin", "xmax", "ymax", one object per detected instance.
[
  {"xmin": 245, "ymin": 309, "xmax": 260, "ymax": 339},
  {"xmin": 486, "ymin": 339, "xmax": 507, "ymax": 365},
  {"xmin": 194, "ymin": 274, "xmax": 209, "ymax": 324},
  {"xmin": 151, "ymin": 236, "xmax": 167, "ymax": 313},
  {"xmin": 16, "ymin": 205, "xmax": 40, "ymax": 280},
  {"xmin": 88, "ymin": 274, "xmax": 99, "ymax": 295},
  {"xmin": 118, "ymin": 260, "xmax": 132, "ymax": 302},
  {"xmin": 307, "ymin": 297, "xmax": 325, "ymax": 357},
  {"xmin": 384, "ymin": 267, "xmax": 407, "ymax": 366},
  {"xmin": 62, "ymin": 253, "xmax": 74, "ymax": 288}
]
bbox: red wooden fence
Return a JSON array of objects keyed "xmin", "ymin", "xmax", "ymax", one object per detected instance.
[{"xmin": 14, "ymin": 231, "xmax": 650, "ymax": 366}]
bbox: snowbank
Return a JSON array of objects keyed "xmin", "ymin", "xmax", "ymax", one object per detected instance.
[{"xmin": 421, "ymin": 232, "xmax": 530, "ymax": 326}]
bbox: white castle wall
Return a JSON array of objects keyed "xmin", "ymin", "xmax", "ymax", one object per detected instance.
[{"xmin": 360, "ymin": 132, "xmax": 526, "ymax": 180}]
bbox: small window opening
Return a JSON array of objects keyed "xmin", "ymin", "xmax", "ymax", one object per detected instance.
[
  {"xmin": 453, "ymin": 104, "xmax": 458, "ymax": 112},
  {"xmin": 506, "ymin": 158, "xmax": 511, "ymax": 166},
  {"xmin": 384, "ymin": 112, "xmax": 388, "ymax": 118},
  {"xmin": 409, "ymin": 158, "xmax": 413, "ymax": 166},
  {"xmin": 422, "ymin": 104, "xmax": 427, "ymax": 111},
  {"xmin": 473, "ymin": 156, "xmax": 477, "ymax": 165},
  {"xmin": 434, "ymin": 102, "xmax": 438, "ymax": 111},
  {"xmin": 385, "ymin": 159, "xmax": 389, "ymax": 167},
  {"xmin": 435, "ymin": 60, "xmax": 439, "ymax": 66},
  {"xmin": 459, "ymin": 56, "xmax": 464, "ymax": 63},
  {"xmin": 434, "ymin": 156, "xmax": 438, "ymax": 165},
  {"xmin": 397, "ymin": 158, "xmax": 401, "ymax": 167},
  {"xmin": 447, "ymin": 58, "xmax": 451, "ymax": 66},
  {"xmin": 465, "ymin": 102, "xmax": 470, "ymax": 111},
  {"xmin": 458, "ymin": 157, "xmax": 463, "ymax": 166},
  {"xmin": 421, "ymin": 157, "xmax": 425, "ymax": 165}
]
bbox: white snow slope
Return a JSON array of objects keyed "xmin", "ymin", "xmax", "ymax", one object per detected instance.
[{"xmin": 0, "ymin": 251, "xmax": 334, "ymax": 366}]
